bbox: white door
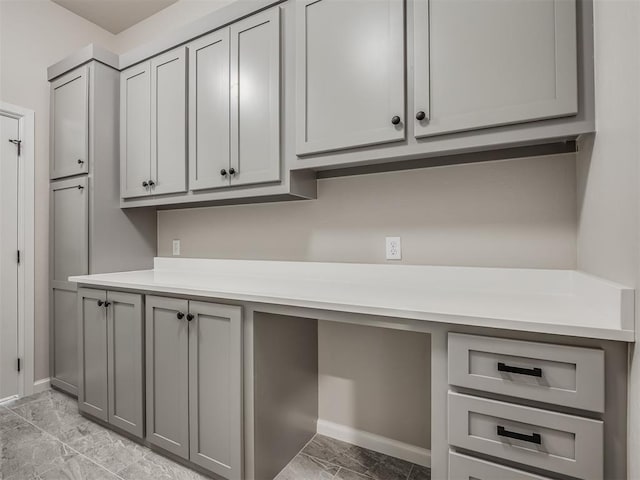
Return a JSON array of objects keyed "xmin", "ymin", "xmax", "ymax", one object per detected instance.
[
  {"xmin": 0, "ymin": 114, "xmax": 20, "ymax": 400},
  {"xmin": 296, "ymin": 0, "xmax": 405, "ymax": 155}
]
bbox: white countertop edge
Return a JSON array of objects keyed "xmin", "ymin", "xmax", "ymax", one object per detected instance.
[{"xmin": 69, "ymin": 273, "xmax": 636, "ymax": 342}]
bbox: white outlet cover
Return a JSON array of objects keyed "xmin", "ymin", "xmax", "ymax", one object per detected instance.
[
  {"xmin": 386, "ymin": 237, "xmax": 401, "ymax": 260},
  {"xmin": 172, "ymin": 239, "xmax": 181, "ymax": 256}
]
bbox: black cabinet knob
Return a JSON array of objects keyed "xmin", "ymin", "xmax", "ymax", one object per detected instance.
[
  {"xmin": 148, "ymin": 180, "xmax": 155, "ymax": 187},
  {"xmin": 391, "ymin": 116, "xmax": 401, "ymax": 125},
  {"xmin": 177, "ymin": 312, "xmax": 185, "ymax": 320},
  {"xmin": 416, "ymin": 111, "xmax": 426, "ymax": 121},
  {"xmin": 104, "ymin": 301, "xmax": 111, "ymax": 307},
  {"xmin": 220, "ymin": 169, "xmax": 227, "ymax": 176},
  {"xmin": 97, "ymin": 300, "xmax": 104, "ymax": 307},
  {"xmin": 142, "ymin": 181, "xmax": 149, "ymax": 187},
  {"xmin": 77, "ymin": 159, "xmax": 84, "ymax": 165},
  {"xmin": 229, "ymin": 168, "xmax": 236, "ymax": 175},
  {"xmin": 186, "ymin": 313, "xmax": 194, "ymax": 322}
]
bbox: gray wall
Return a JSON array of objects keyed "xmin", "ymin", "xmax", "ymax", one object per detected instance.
[{"xmin": 158, "ymin": 154, "xmax": 578, "ymax": 446}]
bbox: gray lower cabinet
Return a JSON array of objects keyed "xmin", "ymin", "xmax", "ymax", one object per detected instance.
[
  {"xmin": 78, "ymin": 288, "xmax": 144, "ymax": 438},
  {"xmin": 146, "ymin": 295, "xmax": 242, "ymax": 479}
]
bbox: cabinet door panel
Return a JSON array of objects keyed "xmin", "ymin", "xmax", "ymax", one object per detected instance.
[
  {"xmin": 189, "ymin": 301, "xmax": 242, "ymax": 478},
  {"xmin": 108, "ymin": 291, "xmax": 144, "ymax": 438},
  {"xmin": 189, "ymin": 30, "xmax": 231, "ymax": 191},
  {"xmin": 51, "ymin": 177, "xmax": 88, "ymax": 283},
  {"xmin": 51, "ymin": 287, "xmax": 79, "ymax": 394},
  {"xmin": 230, "ymin": 9, "xmax": 280, "ymax": 187},
  {"xmin": 151, "ymin": 47, "xmax": 188, "ymax": 196},
  {"xmin": 145, "ymin": 296, "xmax": 189, "ymax": 458},
  {"xmin": 78, "ymin": 288, "xmax": 108, "ymax": 421},
  {"xmin": 414, "ymin": 0, "xmax": 577, "ymax": 137},
  {"xmin": 120, "ymin": 62, "xmax": 151, "ymax": 198},
  {"xmin": 51, "ymin": 66, "xmax": 89, "ymax": 179},
  {"xmin": 296, "ymin": 0, "xmax": 405, "ymax": 155}
]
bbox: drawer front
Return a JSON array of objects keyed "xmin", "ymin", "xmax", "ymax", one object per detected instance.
[
  {"xmin": 449, "ymin": 451, "xmax": 553, "ymax": 480},
  {"xmin": 448, "ymin": 333, "xmax": 604, "ymax": 412},
  {"xmin": 448, "ymin": 392, "xmax": 602, "ymax": 479}
]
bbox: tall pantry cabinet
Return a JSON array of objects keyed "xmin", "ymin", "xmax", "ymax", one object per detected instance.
[{"xmin": 49, "ymin": 61, "xmax": 156, "ymax": 396}]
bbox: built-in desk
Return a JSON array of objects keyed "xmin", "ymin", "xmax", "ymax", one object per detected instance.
[{"xmin": 71, "ymin": 258, "xmax": 634, "ymax": 480}]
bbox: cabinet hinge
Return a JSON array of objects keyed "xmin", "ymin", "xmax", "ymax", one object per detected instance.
[
  {"xmin": 17, "ymin": 358, "xmax": 21, "ymax": 372},
  {"xmin": 17, "ymin": 250, "xmax": 20, "ymax": 265},
  {"xmin": 8, "ymin": 139, "xmax": 21, "ymax": 156}
]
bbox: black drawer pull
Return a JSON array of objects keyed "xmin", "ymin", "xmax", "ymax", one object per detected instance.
[
  {"xmin": 497, "ymin": 362, "xmax": 542, "ymax": 377},
  {"xmin": 497, "ymin": 425, "xmax": 541, "ymax": 445}
]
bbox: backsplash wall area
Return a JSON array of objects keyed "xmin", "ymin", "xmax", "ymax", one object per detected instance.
[{"xmin": 157, "ymin": 153, "xmax": 577, "ymax": 449}]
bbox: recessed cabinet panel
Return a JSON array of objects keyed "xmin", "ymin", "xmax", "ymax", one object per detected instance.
[
  {"xmin": 121, "ymin": 62, "xmax": 152, "ymax": 198},
  {"xmin": 188, "ymin": 302, "xmax": 242, "ymax": 478},
  {"xmin": 51, "ymin": 177, "xmax": 88, "ymax": 283},
  {"xmin": 146, "ymin": 296, "xmax": 190, "ymax": 458},
  {"xmin": 296, "ymin": 0, "xmax": 405, "ymax": 155},
  {"xmin": 108, "ymin": 291, "xmax": 144, "ymax": 438},
  {"xmin": 189, "ymin": 31, "xmax": 231, "ymax": 191},
  {"xmin": 51, "ymin": 67, "xmax": 89, "ymax": 179},
  {"xmin": 52, "ymin": 287, "xmax": 79, "ymax": 393},
  {"xmin": 230, "ymin": 9, "xmax": 281, "ymax": 186},
  {"xmin": 151, "ymin": 48, "xmax": 188, "ymax": 195},
  {"xmin": 78, "ymin": 288, "xmax": 108, "ymax": 421},
  {"xmin": 413, "ymin": 0, "xmax": 578, "ymax": 138}
]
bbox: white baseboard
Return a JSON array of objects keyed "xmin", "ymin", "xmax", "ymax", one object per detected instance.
[
  {"xmin": 316, "ymin": 419, "xmax": 431, "ymax": 467},
  {"xmin": 33, "ymin": 378, "xmax": 51, "ymax": 394}
]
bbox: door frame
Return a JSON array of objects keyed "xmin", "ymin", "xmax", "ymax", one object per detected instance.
[{"xmin": 0, "ymin": 102, "xmax": 35, "ymax": 398}]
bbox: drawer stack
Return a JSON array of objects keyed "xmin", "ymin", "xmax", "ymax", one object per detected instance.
[{"xmin": 447, "ymin": 333, "xmax": 605, "ymax": 480}]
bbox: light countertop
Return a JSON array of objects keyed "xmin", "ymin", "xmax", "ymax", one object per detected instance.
[{"xmin": 70, "ymin": 258, "xmax": 635, "ymax": 342}]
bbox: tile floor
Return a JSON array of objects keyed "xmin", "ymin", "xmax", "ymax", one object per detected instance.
[{"xmin": 1, "ymin": 389, "xmax": 430, "ymax": 480}]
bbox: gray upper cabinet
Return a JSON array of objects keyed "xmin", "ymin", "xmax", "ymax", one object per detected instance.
[
  {"xmin": 296, "ymin": 0, "xmax": 406, "ymax": 155},
  {"xmin": 230, "ymin": 8, "xmax": 281, "ymax": 187},
  {"xmin": 78, "ymin": 288, "xmax": 108, "ymax": 421},
  {"xmin": 151, "ymin": 48, "xmax": 188, "ymax": 195},
  {"xmin": 78, "ymin": 288, "xmax": 144, "ymax": 438},
  {"xmin": 107, "ymin": 291, "xmax": 144, "ymax": 438},
  {"xmin": 120, "ymin": 61, "xmax": 151, "ymax": 198},
  {"xmin": 189, "ymin": 301, "xmax": 242, "ymax": 478},
  {"xmin": 413, "ymin": 0, "xmax": 578, "ymax": 138},
  {"xmin": 50, "ymin": 66, "xmax": 89, "ymax": 179},
  {"xmin": 121, "ymin": 47, "xmax": 187, "ymax": 198},
  {"xmin": 189, "ymin": 8, "xmax": 280, "ymax": 191},
  {"xmin": 189, "ymin": 29, "xmax": 231, "ymax": 191},
  {"xmin": 145, "ymin": 295, "xmax": 190, "ymax": 458}
]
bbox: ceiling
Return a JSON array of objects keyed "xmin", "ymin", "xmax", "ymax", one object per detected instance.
[{"xmin": 51, "ymin": 0, "xmax": 179, "ymax": 34}]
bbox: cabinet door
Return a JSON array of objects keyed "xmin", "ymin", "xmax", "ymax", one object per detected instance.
[
  {"xmin": 188, "ymin": 301, "xmax": 242, "ymax": 478},
  {"xmin": 151, "ymin": 47, "xmax": 188, "ymax": 196},
  {"xmin": 107, "ymin": 291, "xmax": 144, "ymax": 438},
  {"xmin": 230, "ymin": 9, "xmax": 280, "ymax": 187},
  {"xmin": 145, "ymin": 295, "xmax": 189, "ymax": 458},
  {"xmin": 50, "ymin": 177, "xmax": 88, "ymax": 284},
  {"xmin": 120, "ymin": 61, "xmax": 151, "ymax": 198},
  {"xmin": 413, "ymin": 0, "xmax": 578, "ymax": 138},
  {"xmin": 77, "ymin": 288, "xmax": 108, "ymax": 421},
  {"xmin": 51, "ymin": 287, "xmax": 79, "ymax": 395},
  {"xmin": 50, "ymin": 66, "xmax": 89, "ymax": 179},
  {"xmin": 296, "ymin": 0, "xmax": 405, "ymax": 155},
  {"xmin": 189, "ymin": 30, "xmax": 231, "ymax": 191}
]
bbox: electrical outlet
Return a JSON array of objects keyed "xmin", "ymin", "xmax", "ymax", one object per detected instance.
[
  {"xmin": 386, "ymin": 237, "xmax": 401, "ymax": 260},
  {"xmin": 172, "ymin": 239, "xmax": 181, "ymax": 256}
]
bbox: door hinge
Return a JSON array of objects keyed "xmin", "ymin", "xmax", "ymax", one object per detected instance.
[
  {"xmin": 17, "ymin": 358, "xmax": 21, "ymax": 372},
  {"xmin": 17, "ymin": 250, "xmax": 20, "ymax": 264},
  {"xmin": 8, "ymin": 139, "xmax": 21, "ymax": 156}
]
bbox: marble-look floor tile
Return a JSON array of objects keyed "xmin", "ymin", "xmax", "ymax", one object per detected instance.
[
  {"xmin": 119, "ymin": 450, "xmax": 209, "ymax": 480},
  {"xmin": 302, "ymin": 435, "xmax": 413, "ymax": 480},
  {"xmin": 1, "ymin": 422, "xmax": 76, "ymax": 479},
  {"xmin": 2, "ymin": 390, "xmax": 58, "ymax": 409},
  {"xmin": 408, "ymin": 464, "xmax": 431, "ymax": 480},
  {"xmin": 11, "ymin": 394, "xmax": 90, "ymax": 440},
  {"xmin": 334, "ymin": 468, "xmax": 373, "ymax": 480},
  {"xmin": 68, "ymin": 428, "xmax": 147, "ymax": 474},
  {"xmin": 275, "ymin": 453, "xmax": 339, "ymax": 480},
  {"xmin": 0, "ymin": 407, "xmax": 25, "ymax": 432},
  {"xmin": 37, "ymin": 454, "xmax": 121, "ymax": 480}
]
